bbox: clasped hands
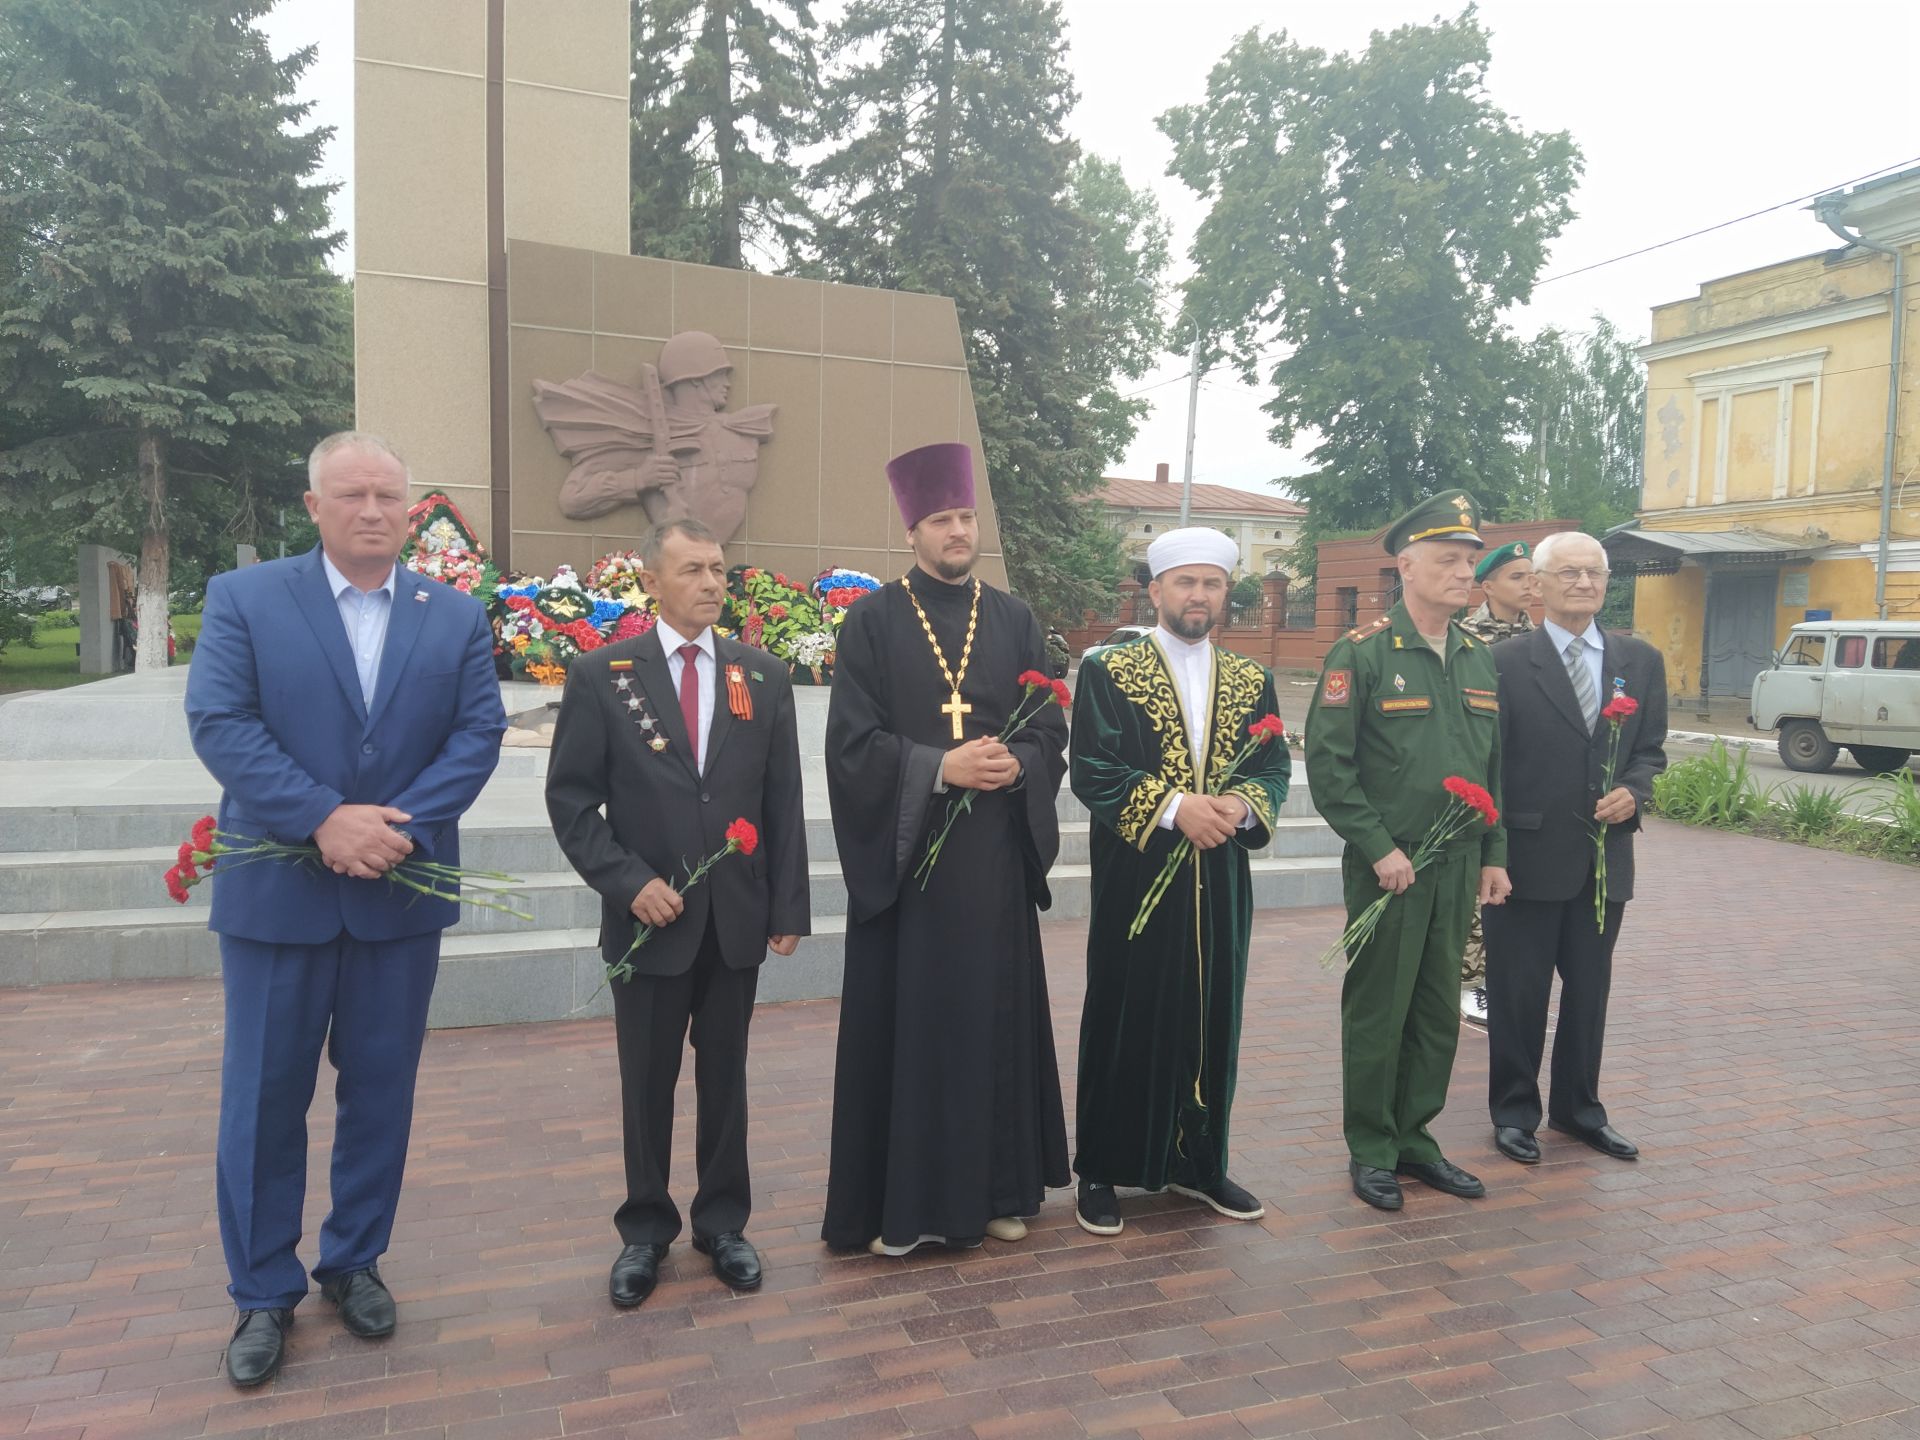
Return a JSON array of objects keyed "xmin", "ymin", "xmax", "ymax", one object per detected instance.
[
  {"xmin": 1174, "ymin": 792, "xmax": 1248, "ymax": 851},
  {"xmin": 941, "ymin": 737, "xmax": 1021, "ymax": 792},
  {"xmin": 630, "ymin": 879, "xmax": 798, "ymax": 956},
  {"xmin": 315, "ymin": 804, "xmax": 414, "ymax": 879}
]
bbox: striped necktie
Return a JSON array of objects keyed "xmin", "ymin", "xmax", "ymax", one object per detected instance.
[{"xmin": 1564, "ymin": 635, "xmax": 1598, "ymax": 732}]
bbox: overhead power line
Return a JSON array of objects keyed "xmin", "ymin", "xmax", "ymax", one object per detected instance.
[{"xmin": 1126, "ymin": 152, "xmax": 1920, "ymax": 397}]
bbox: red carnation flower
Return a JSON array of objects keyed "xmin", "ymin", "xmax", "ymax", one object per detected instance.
[
  {"xmin": 1017, "ymin": 669, "xmax": 1051, "ymax": 690},
  {"xmin": 1050, "ymin": 679, "xmax": 1071, "ymax": 707},
  {"xmin": 1247, "ymin": 714, "xmax": 1285, "ymax": 744},
  {"xmin": 725, "ymin": 818, "xmax": 759, "ymax": 856},
  {"xmin": 1442, "ymin": 775, "xmax": 1499, "ymax": 826},
  {"xmin": 1600, "ymin": 694, "xmax": 1638, "ymax": 723},
  {"xmin": 768, "ymin": 603, "xmax": 789, "ymax": 620},
  {"xmin": 191, "ymin": 815, "xmax": 216, "ymax": 850},
  {"xmin": 176, "ymin": 841, "xmax": 200, "ymax": 879},
  {"xmin": 774, "ymin": 573, "xmax": 791, "ymax": 588},
  {"xmin": 163, "ymin": 865, "xmax": 190, "ymax": 904},
  {"xmin": 743, "ymin": 567, "xmax": 761, "ymax": 580}
]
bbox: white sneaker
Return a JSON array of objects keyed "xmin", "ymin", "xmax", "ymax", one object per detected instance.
[
  {"xmin": 985, "ymin": 1216, "xmax": 1028, "ymax": 1242},
  {"xmin": 1461, "ymin": 985, "xmax": 1488, "ymax": 1027}
]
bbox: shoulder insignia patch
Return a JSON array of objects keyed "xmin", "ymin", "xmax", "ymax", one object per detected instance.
[
  {"xmin": 1345, "ymin": 616, "xmax": 1392, "ymax": 643},
  {"xmin": 1321, "ymin": 668, "xmax": 1352, "ymax": 706}
]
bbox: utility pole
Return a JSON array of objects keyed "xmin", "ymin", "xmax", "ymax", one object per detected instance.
[{"xmin": 1179, "ymin": 335, "xmax": 1203, "ymax": 526}]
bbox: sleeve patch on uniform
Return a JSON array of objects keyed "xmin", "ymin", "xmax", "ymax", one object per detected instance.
[
  {"xmin": 1321, "ymin": 669, "xmax": 1351, "ymax": 706},
  {"xmin": 1377, "ymin": 696, "xmax": 1432, "ymax": 715}
]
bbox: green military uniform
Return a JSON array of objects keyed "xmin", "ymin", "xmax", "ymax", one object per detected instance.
[
  {"xmin": 1305, "ymin": 492, "xmax": 1506, "ymax": 1172},
  {"xmin": 1456, "ymin": 593, "xmax": 1532, "ymax": 989}
]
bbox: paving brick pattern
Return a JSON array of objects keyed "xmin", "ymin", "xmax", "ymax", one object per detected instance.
[{"xmin": 4, "ymin": 820, "xmax": 1918, "ymax": 1439}]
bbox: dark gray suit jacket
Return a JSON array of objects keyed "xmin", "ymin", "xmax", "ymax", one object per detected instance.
[
  {"xmin": 1490, "ymin": 624, "xmax": 1669, "ymax": 905},
  {"xmin": 545, "ymin": 627, "xmax": 810, "ymax": 976}
]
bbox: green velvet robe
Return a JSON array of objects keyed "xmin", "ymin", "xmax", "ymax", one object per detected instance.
[{"xmin": 1069, "ymin": 636, "xmax": 1292, "ymax": 1190}]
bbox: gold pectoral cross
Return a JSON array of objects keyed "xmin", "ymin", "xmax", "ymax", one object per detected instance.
[{"xmin": 941, "ymin": 688, "xmax": 972, "ymax": 740}]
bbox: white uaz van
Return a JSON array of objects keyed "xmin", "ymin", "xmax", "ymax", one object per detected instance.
[{"xmin": 1749, "ymin": 620, "xmax": 1920, "ymax": 774}]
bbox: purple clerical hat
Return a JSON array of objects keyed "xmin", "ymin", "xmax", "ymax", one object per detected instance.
[{"xmin": 885, "ymin": 442, "xmax": 975, "ymax": 531}]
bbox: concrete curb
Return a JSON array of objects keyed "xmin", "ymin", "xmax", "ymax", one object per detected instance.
[{"xmin": 1667, "ymin": 728, "xmax": 1770, "ymax": 752}]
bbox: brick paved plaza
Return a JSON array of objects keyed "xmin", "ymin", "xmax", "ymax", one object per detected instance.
[{"xmin": 4, "ymin": 821, "xmax": 1918, "ymax": 1440}]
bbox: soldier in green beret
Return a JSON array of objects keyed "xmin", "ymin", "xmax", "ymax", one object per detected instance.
[
  {"xmin": 1305, "ymin": 490, "xmax": 1511, "ymax": 1212},
  {"xmin": 1456, "ymin": 541, "xmax": 1536, "ymax": 1027}
]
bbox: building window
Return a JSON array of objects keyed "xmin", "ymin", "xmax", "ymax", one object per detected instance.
[
  {"xmin": 1338, "ymin": 587, "xmax": 1358, "ymax": 629},
  {"xmin": 1142, "ymin": 523, "xmax": 1153, "ymax": 534},
  {"xmin": 1687, "ymin": 348, "xmax": 1825, "ymax": 507}
]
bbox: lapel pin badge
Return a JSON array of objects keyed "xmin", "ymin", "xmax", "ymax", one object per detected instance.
[{"xmin": 413, "ymin": 590, "xmax": 428, "ymax": 603}]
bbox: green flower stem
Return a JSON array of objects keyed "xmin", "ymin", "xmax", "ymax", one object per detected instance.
[{"xmin": 1318, "ymin": 798, "xmax": 1485, "ymax": 970}]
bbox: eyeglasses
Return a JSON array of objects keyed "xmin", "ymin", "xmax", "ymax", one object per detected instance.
[{"xmin": 1545, "ymin": 567, "xmax": 1610, "ymax": 584}]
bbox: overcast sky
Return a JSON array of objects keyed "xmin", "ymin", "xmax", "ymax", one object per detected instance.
[{"xmin": 260, "ymin": 0, "xmax": 1919, "ymax": 498}]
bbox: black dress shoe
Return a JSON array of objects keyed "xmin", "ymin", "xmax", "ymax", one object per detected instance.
[
  {"xmin": 1551, "ymin": 1121, "xmax": 1639, "ymax": 1159},
  {"xmin": 1075, "ymin": 1180, "xmax": 1123, "ymax": 1235},
  {"xmin": 1494, "ymin": 1126, "xmax": 1541, "ymax": 1163},
  {"xmin": 1349, "ymin": 1161, "xmax": 1403, "ymax": 1211},
  {"xmin": 224, "ymin": 1307, "xmax": 291, "ymax": 1388},
  {"xmin": 1170, "ymin": 1175, "xmax": 1265, "ymax": 1220},
  {"xmin": 1397, "ymin": 1157, "xmax": 1487, "ymax": 1198},
  {"xmin": 692, "ymin": 1231, "xmax": 762, "ymax": 1291},
  {"xmin": 609, "ymin": 1242, "xmax": 668, "ymax": 1308},
  {"xmin": 320, "ymin": 1266, "xmax": 395, "ymax": 1339}
]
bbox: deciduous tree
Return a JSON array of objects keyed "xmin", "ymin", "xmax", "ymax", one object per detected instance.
[{"xmin": 1162, "ymin": 9, "xmax": 1580, "ymax": 572}]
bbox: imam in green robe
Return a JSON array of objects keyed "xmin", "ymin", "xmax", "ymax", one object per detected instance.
[{"xmin": 1069, "ymin": 635, "xmax": 1292, "ymax": 1190}]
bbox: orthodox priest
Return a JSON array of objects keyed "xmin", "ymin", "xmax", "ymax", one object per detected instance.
[
  {"xmin": 1069, "ymin": 528, "xmax": 1292, "ymax": 1236},
  {"xmin": 821, "ymin": 442, "xmax": 1071, "ymax": 1255}
]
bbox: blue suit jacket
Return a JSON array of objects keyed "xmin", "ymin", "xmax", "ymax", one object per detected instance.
[{"xmin": 185, "ymin": 546, "xmax": 507, "ymax": 945}]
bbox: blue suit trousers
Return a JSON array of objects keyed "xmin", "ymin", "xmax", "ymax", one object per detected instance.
[{"xmin": 215, "ymin": 930, "xmax": 439, "ymax": 1310}]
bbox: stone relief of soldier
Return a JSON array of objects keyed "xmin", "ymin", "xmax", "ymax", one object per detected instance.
[{"xmin": 531, "ymin": 331, "xmax": 776, "ymax": 544}]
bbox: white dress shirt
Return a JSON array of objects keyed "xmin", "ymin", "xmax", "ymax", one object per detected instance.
[
  {"xmin": 654, "ymin": 617, "xmax": 717, "ymax": 768},
  {"xmin": 1152, "ymin": 626, "xmax": 1254, "ymax": 833},
  {"xmin": 1543, "ymin": 615, "xmax": 1606, "ymax": 707},
  {"xmin": 322, "ymin": 551, "xmax": 396, "ymax": 711}
]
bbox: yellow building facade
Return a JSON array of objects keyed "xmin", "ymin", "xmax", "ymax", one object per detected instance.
[{"xmin": 1613, "ymin": 169, "xmax": 1920, "ymax": 702}]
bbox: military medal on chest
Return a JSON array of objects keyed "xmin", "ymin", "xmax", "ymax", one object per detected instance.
[
  {"xmin": 902, "ymin": 573, "xmax": 981, "ymax": 740},
  {"xmin": 609, "ymin": 660, "xmax": 669, "ymax": 752}
]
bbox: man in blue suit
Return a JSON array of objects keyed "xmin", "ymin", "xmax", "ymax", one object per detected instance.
[{"xmin": 185, "ymin": 432, "xmax": 505, "ymax": 1388}]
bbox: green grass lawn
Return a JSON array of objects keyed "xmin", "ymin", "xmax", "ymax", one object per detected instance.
[{"xmin": 0, "ymin": 612, "xmax": 204, "ymax": 694}]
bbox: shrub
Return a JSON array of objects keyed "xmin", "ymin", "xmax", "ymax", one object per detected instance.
[
  {"xmin": 1869, "ymin": 771, "xmax": 1920, "ymax": 858},
  {"xmin": 1651, "ymin": 740, "xmax": 1763, "ymax": 828},
  {"xmin": 1766, "ymin": 781, "xmax": 1866, "ymax": 840}
]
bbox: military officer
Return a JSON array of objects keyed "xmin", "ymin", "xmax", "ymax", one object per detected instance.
[
  {"xmin": 1456, "ymin": 541, "xmax": 1536, "ymax": 1026},
  {"xmin": 1306, "ymin": 490, "xmax": 1511, "ymax": 1213}
]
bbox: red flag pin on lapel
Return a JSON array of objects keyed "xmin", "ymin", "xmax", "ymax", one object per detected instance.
[{"xmin": 413, "ymin": 590, "xmax": 428, "ymax": 602}]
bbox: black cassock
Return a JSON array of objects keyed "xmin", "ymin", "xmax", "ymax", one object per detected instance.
[{"xmin": 821, "ymin": 566, "xmax": 1070, "ymax": 1250}]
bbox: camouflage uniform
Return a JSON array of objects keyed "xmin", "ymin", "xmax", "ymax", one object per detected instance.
[{"xmin": 1456, "ymin": 601, "xmax": 1533, "ymax": 987}]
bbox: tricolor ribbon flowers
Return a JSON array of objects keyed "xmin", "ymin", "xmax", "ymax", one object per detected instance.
[
  {"xmin": 1128, "ymin": 713, "xmax": 1287, "ymax": 939},
  {"xmin": 1592, "ymin": 693, "xmax": 1639, "ymax": 930},
  {"xmin": 609, "ymin": 818, "xmax": 759, "ymax": 985},
  {"xmin": 1320, "ymin": 776, "xmax": 1499, "ymax": 970},
  {"xmin": 914, "ymin": 670, "xmax": 1071, "ymax": 889},
  {"xmin": 162, "ymin": 816, "xmax": 531, "ymax": 918}
]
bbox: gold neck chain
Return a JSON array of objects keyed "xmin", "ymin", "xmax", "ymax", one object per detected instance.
[{"xmin": 902, "ymin": 572, "xmax": 981, "ymax": 739}]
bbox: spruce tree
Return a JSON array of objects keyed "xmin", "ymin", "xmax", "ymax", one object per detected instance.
[
  {"xmin": 0, "ymin": 0, "xmax": 350, "ymax": 668},
  {"xmin": 808, "ymin": 0, "xmax": 1167, "ymax": 619},
  {"xmin": 630, "ymin": 0, "xmax": 819, "ymax": 267}
]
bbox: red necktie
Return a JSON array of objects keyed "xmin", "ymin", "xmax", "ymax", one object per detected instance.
[{"xmin": 677, "ymin": 643, "xmax": 702, "ymax": 769}]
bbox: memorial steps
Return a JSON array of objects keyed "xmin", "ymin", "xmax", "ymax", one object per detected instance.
[{"xmin": 0, "ymin": 673, "xmax": 1344, "ymax": 1025}]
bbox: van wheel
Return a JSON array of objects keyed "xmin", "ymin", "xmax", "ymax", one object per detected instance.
[
  {"xmin": 1779, "ymin": 720, "xmax": 1838, "ymax": 773},
  {"xmin": 1848, "ymin": 745, "xmax": 1912, "ymax": 775}
]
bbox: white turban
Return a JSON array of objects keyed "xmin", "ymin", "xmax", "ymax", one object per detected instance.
[{"xmin": 1147, "ymin": 526, "xmax": 1239, "ymax": 578}]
